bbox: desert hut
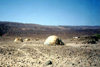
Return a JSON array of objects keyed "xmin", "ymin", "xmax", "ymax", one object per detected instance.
[
  {"xmin": 44, "ymin": 35, "xmax": 64, "ymax": 45},
  {"xmin": 14, "ymin": 37, "xmax": 23, "ymax": 42},
  {"xmin": 24, "ymin": 38, "xmax": 30, "ymax": 42}
]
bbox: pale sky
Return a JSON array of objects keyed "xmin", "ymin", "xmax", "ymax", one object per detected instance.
[{"xmin": 0, "ymin": 0, "xmax": 100, "ymax": 26}]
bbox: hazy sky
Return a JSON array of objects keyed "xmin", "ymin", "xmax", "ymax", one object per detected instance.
[{"xmin": 0, "ymin": 0, "xmax": 100, "ymax": 26}]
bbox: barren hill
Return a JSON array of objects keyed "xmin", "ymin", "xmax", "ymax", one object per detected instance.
[{"xmin": 0, "ymin": 21, "xmax": 100, "ymax": 38}]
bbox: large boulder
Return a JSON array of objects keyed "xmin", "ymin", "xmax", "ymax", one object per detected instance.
[{"xmin": 44, "ymin": 35, "xmax": 64, "ymax": 45}]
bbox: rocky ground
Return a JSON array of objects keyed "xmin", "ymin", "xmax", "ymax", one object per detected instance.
[{"xmin": 0, "ymin": 37, "xmax": 100, "ymax": 67}]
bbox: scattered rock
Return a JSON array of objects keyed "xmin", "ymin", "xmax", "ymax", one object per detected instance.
[
  {"xmin": 45, "ymin": 60, "xmax": 52, "ymax": 65},
  {"xmin": 73, "ymin": 36, "xmax": 80, "ymax": 39},
  {"xmin": 14, "ymin": 37, "xmax": 23, "ymax": 42},
  {"xmin": 78, "ymin": 62, "xmax": 80, "ymax": 64},
  {"xmin": 72, "ymin": 63, "xmax": 75, "ymax": 65},
  {"xmin": 94, "ymin": 64, "xmax": 96, "ymax": 66},
  {"xmin": 82, "ymin": 40, "xmax": 96, "ymax": 44},
  {"xmin": 24, "ymin": 38, "xmax": 30, "ymax": 42},
  {"xmin": 8, "ymin": 52, "xmax": 11, "ymax": 55},
  {"xmin": 35, "ymin": 38, "xmax": 39, "ymax": 41}
]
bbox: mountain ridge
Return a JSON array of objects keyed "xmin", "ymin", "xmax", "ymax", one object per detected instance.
[{"xmin": 0, "ymin": 21, "xmax": 100, "ymax": 38}]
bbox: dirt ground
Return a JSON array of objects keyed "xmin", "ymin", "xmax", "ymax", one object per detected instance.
[{"xmin": 0, "ymin": 37, "xmax": 100, "ymax": 67}]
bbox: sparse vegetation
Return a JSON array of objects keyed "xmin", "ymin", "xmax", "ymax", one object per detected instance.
[
  {"xmin": 94, "ymin": 34, "xmax": 100, "ymax": 39},
  {"xmin": 72, "ymin": 35, "xmax": 100, "ymax": 44}
]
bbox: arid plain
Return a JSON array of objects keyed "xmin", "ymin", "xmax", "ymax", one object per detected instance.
[
  {"xmin": 0, "ymin": 22, "xmax": 100, "ymax": 67},
  {"xmin": 0, "ymin": 36, "xmax": 100, "ymax": 67}
]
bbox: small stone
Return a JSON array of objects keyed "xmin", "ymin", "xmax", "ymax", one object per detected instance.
[
  {"xmin": 94, "ymin": 64, "xmax": 96, "ymax": 66},
  {"xmin": 9, "ymin": 52, "xmax": 11, "ymax": 55},
  {"xmin": 38, "ymin": 61, "xmax": 41, "ymax": 64},
  {"xmin": 57, "ymin": 56, "xmax": 60, "ymax": 59},
  {"xmin": 45, "ymin": 60, "xmax": 52, "ymax": 65},
  {"xmin": 7, "ymin": 66, "xmax": 10, "ymax": 67},
  {"xmin": 78, "ymin": 62, "xmax": 80, "ymax": 64},
  {"xmin": 72, "ymin": 63, "xmax": 75, "ymax": 65}
]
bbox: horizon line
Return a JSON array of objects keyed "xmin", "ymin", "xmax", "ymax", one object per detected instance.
[{"xmin": 0, "ymin": 20, "xmax": 100, "ymax": 26}]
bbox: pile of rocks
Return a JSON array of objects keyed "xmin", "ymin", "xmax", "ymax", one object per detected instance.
[{"xmin": 14, "ymin": 37, "xmax": 31, "ymax": 42}]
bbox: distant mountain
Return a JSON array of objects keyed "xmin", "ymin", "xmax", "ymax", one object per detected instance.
[
  {"xmin": 0, "ymin": 21, "xmax": 100, "ymax": 38},
  {"xmin": 59, "ymin": 25, "xmax": 100, "ymax": 30}
]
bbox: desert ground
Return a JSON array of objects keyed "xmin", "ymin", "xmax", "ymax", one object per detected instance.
[{"xmin": 0, "ymin": 36, "xmax": 100, "ymax": 67}]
